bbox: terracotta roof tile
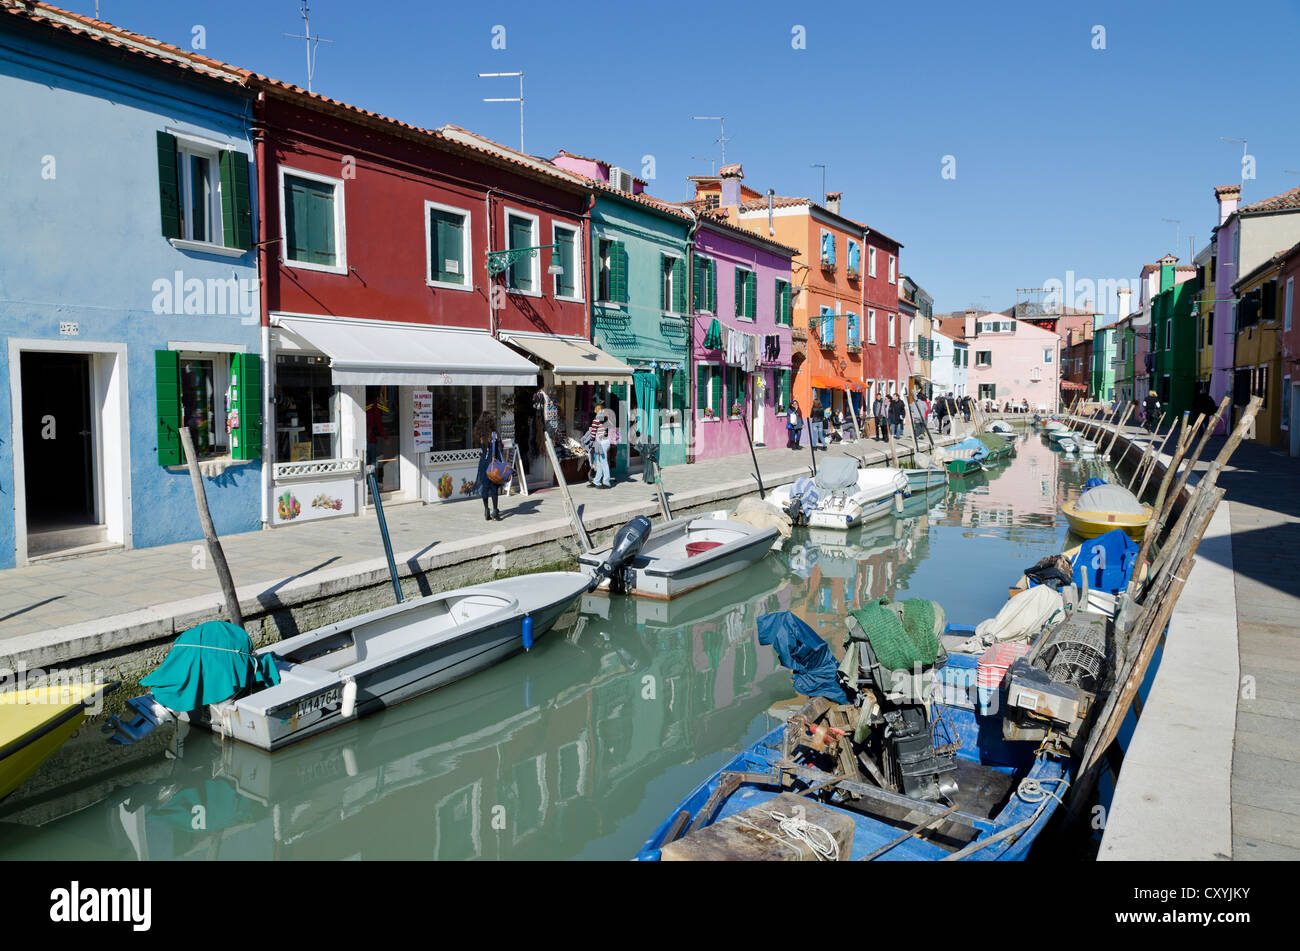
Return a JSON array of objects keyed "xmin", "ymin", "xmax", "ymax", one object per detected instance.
[{"xmin": 1238, "ymin": 186, "xmax": 1300, "ymax": 215}]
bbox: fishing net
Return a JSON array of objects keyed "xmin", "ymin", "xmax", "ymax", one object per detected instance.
[{"xmin": 848, "ymin": 597, "xmax": 946, "ymax": 673}]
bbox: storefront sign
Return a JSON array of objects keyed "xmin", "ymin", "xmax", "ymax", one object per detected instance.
[
  {"xmin": 273, "ymin": 478, "xmax": 357, "ymax": 525},
  {"xmin": 413, "ymin": 390, "xmax": 434, "ymax": 451},
  {"xmin": 312, "ymin": 422, "xmax": 337, "ymax": 435}
]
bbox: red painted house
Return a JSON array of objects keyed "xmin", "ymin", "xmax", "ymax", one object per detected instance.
[
  {"xmin": 251, "ymin": 80, "xmax": 598, "ymax": 523},
  {"xmin": 860, "ymin": 227, "xmax": 904, "ymax": 405}
]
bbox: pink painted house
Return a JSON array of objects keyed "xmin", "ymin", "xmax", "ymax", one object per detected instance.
[{"xmin": 957, "ymin": 312, "xmax": 1062, "ymax": 411}]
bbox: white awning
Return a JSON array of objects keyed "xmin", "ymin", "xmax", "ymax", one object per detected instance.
[
  {"xmin": 501, "ymin": 333, "xmax": 634, "ymax": 387},
  {"xmin": 274, "ymin": 316, "xmax": 538, "ymax": 387}
]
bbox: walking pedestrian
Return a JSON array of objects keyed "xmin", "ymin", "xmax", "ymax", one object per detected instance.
[
  {"xmin": 936, "ymin": 394, "xmax": 950, "ymax": 434},
  {"xmin": 786, "ymin": 399, "xmax": 803, "ymax": 449},
  {"xmin": 810, "ymin": 400, "xmax": 828, "ymax": 449},
  {"xmin": 873, "ymin": 393, "xmax": 886, "ymax": 441},
  {"xmin": 1143, "ymin": 390, "xmax": 1162, "ymax": 433},
  {"xmin": 888, "ymin": 395, "xmax": 905, "ymax": 438},
  {"xmin": 586, "ymin": 403, "xmax": 615, "ymax": 488},
  {"xmin": 474, "ymin": 411, "xmax": 504, "ymax": 521}
]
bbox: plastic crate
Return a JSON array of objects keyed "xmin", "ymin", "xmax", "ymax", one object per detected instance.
[{"xmin": 976, "ymin": 642, "xmax": 1030, "ymax": 713}]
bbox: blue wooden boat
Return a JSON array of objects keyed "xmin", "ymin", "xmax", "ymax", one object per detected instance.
[{"xmin": 636, "ymin": 567, "xmax": 1126, "ymax": 860}]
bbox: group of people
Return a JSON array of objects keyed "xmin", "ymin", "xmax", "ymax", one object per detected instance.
[{"xmin": 784, "ymin": 400, "xmax": 862, "ymax": 449}]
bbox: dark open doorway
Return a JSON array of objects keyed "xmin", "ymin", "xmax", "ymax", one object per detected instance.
[{"xmin": 21, "ymin": 351, "xmax": 97, "ymax": 535}]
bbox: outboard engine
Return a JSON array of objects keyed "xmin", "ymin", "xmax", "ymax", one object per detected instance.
[{"xmin": 587, "ymin": 515, "xmax": 652, "ymax": 593}]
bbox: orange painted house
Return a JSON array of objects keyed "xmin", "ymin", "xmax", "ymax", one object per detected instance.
[{"xmin": 694, "ymin": 168, "xmax": 876, "ymax": 430}]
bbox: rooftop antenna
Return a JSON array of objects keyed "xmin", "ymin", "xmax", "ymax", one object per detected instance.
[
  {"xmin": 691, "ymin": 156, "xmax": 717, "ymax": 175},
  {"xmin": 1160, "ymin": 218, "xmax": 1181, "ymax": 256},
  {"xmin": 693, "ymin": 115, "xmax": 730, "ymax": 166},
  {"xmin": 479, "ymin": 71, "xmax": 525, "ymax": 152},
  {"xmin": 283, "ymin": 0, "xmax": 333, "ymax": 94},
  {"xmin": 811, "ymin": 163, "xmax": 827, "ymax": 199},
  {"xmin": 1220, "ymin": 136, "xmax": 1247, "ymax": 190}
]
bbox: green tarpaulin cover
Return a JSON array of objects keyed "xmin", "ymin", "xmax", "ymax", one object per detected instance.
[{"xmin": 141, "ymin": 620, "xmax": 280, "ymax": 712}]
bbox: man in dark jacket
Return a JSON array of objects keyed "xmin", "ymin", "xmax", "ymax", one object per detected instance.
[
  {"xmin": 873, "ymin": 395, "xmax": 886, "ymax": 441},
  {"xmin": 888, "ymin": 396, "xmax": 906, "ymax": 438}
]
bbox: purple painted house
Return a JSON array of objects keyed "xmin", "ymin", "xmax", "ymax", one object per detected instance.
[{"xmin": 689, "ymin": 210, "xmax": 796, "ymax": 459}]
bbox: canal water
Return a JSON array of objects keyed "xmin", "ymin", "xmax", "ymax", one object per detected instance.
[{"xmin": 0, "ymin": 428, "xmax": 1126, "ymax": 861}]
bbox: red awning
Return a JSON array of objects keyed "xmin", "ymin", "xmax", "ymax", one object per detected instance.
[{"xmin": 1060, "ymin": 380, "xmax": 1088, "ymax": 391}]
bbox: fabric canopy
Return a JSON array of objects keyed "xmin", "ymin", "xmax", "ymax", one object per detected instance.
[
  {"xmin": 502, "ymin": 334, "xmax": 634, "ymax": 387},
  {"xmin": 1060, "ymin": 380, "xmax": 1088, "ymax": 391},
  {"xmin": 275, "ymin": 316, "xmax": 538, "ymax": 387},
  {"xmin": 811, "ymin": 374, "xmax": 866, "ymax": 392}
]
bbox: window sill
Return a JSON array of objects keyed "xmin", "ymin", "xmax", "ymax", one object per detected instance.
[
  {"xmin": 166, "ymin": 455, "xmax": 254, "ymax": 478},
  {"xmin": 506, "ymin": 287, "xmax": 542, "ymax": 299},
  {"xmin": 698, "ymin": 416, "xmax": 720, "ymax": 423},
  {"xmin": 169, "ymin": 238, "xmax": 248, "ymax": 258},
  {"xmin": 284, "ymin": 258, "xmax": 348, "ymax": 276},
  {"xmin": 427, "ymin": 278, "xmax": 473, "ymax": 292}
]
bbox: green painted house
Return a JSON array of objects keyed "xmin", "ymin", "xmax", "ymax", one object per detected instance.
[
  {"xmin": 1091, "ymin": 317, "xmax": 1117, "ymax": 402},
  {"xmin": 551, "ymin": 152, "xmax": 693, "ymax": 474},
  {"xmin": 1150, "ymin": 257, "xmax": 1198, "ymax": 419}
]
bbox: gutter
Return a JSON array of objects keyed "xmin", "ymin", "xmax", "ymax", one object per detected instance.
[{"xmin": 683, "ymin": 205, "xmax": 700, "ymax": 463}]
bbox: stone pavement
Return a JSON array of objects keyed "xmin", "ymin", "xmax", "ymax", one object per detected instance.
[{"xmin": 0, "ymin": 427, "xmax": 957, "ymax": 667}]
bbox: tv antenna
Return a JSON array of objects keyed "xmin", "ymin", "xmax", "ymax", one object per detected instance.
[
  {"xmin": 693, "ymin": 116, "xmax": 730, "ymax": 166},
  {"xmin": 811, "ymin": 163, "xmax": 827, "ymax": 198},
  {"xmin": 691, "ymin": 156, "xmax": 717, "ymax": 175},
  {"xmin": 1160, "ymin": 218, "xmax": 1181, "ymax": 256},
  {"xmin": 283, "ymin": 1, "xmax": 333, "ymax": 94},
  {"xmin": 479, "ymin": 72, "xmax": 525, "ymax": 152}
]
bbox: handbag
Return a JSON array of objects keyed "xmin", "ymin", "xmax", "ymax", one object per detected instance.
[
  {"xmin": 486, "ymin": 433, "xmax": 513, "ymax": 486},
  {"xmin": 607, "ymin": 427, "xmax": 621, "ymax": 446}
]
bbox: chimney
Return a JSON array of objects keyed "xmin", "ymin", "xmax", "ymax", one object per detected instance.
[
  {"xmin": 1117, "ymin": 287, "xmax": 1132, "ymax": 320},
  {"xmin": 965, "ymin": 309, "xmax": 977, "ymax": 339},
  {"xmin": 1215, "ymin": 185, "xmax": 1240, "ymax": 226},
  {"xmin": 719, "ymin": 163, "xmax": 743, "ymax": 207},
  {"xmin": 825, "ymin": 191, "xmax": 843, "ymax": 215}
]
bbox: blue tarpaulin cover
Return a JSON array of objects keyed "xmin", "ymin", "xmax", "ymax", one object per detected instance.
[
  {"xmin": 141, "ymin": 620, "xmax": 280, "ymax": 712},
  {"xmin": 757, "ymin": 611, "xmax": 848, "ymax": 702}
]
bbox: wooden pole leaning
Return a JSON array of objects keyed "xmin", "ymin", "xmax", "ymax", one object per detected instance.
[{"xmin": 180, "ymin": 426, "xmax": 243, "ymax": 627}]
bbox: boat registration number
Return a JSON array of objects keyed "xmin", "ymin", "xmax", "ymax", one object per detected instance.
[{"xmin": 296, "ymin": 688, "xmax": 340, "ymax": 719}]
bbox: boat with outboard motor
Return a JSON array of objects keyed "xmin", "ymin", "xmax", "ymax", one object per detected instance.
[
  {"xmin": 763, "ymin": 457, "xmax": 910, "ymax": 531},
  {"xmin": 578, "ymin": 514, "xmax": 780, "ymax": 600}
]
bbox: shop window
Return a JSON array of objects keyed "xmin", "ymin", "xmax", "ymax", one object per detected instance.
[
  {"xmin": 281, "ymin": 168, "xmax": 345, "ymax": 272},
  {"xmin": 275, "ymin": 354, "xmax": 338, "ymax": 462},
  {"xmin": 365, "ymin": 386, "xmax": 401, "ymax": 494},
  {"xmin": 430, "ymin": 386, "xmax": 486, "ymax": 452},
  {"xmin": 427, "ymin": 202, "xmax": 470, "ymax": 287}
]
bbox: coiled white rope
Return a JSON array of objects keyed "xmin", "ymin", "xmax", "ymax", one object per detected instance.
[
  {"xmin": 1015, "ymin": 777, "xmax": 1071, "ymax": 807},
  {"xmin": 766, "ymin": 810, "xmax": 840, "ymax": 862}
]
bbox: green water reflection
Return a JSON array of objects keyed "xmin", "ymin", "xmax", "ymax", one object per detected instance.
[{"xmin": 0, "ymin": 430, "xmax": 1115, "ymax": 861}]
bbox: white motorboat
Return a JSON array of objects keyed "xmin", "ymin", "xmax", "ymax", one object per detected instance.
[
  {"xmin": 578, "ymin": 514, "xmax": 779, "ymax": 600},
  {"xmin": 764, "ymin": 457, "xmax": 910, "ymax": 531}
]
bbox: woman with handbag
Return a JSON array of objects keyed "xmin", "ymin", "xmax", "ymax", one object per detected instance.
[
  {"xmin": 587, "ymin": 403, "xmax": 614, "ymax": 488},
  {"xmin": 786, "ymin": 399, "xmax": 803, "ymax": 450},
  {"xmin": 474, "ymin": 411, "xmax": 508, "ymax": 521}
]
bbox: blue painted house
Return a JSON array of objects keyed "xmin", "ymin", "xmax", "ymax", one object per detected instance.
[{"xmin": 0, "ymin": 5, "xmax": 262, "ymax": 567}]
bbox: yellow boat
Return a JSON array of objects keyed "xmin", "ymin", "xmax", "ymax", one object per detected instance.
[
  {"xmin": 1, "ymin": 681, "xmax": 118, "ymax": 801},
  {"xmin": 1060, "ymin": 498, "xmax": 1152, "ymax": 540}
]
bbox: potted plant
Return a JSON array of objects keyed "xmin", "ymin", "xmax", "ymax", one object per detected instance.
[{"xmin": 730, "ymin": 401, "xmax": 743, "ymax": 417}]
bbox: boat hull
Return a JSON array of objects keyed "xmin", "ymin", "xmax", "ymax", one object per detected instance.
[
  {"xmin": 1, "ymin": 683, "xmax": 117, "ymax": 800},
  {"xmin": 903, "ymin": 468, "xmax": 949, "ymax": 491},
  {"xmin": 1062, "ymin": 501, "xmax": 1152, "ymax": 540},
  {"xmin": 193, "ymin": 573, "xmax": 590, "ymax": 751}
]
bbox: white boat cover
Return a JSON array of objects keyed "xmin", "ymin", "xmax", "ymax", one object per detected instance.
[
  {"xmin": 815, "ymin": 457, "xmax": 860, "ymax": 492},
  {"xmin": 1076, "ymin": 484, "xmax": 1145, "ymax": 515},
  {"xmin": 958, "ymin": 585, "xmax": 1064, "ymax": 653}
]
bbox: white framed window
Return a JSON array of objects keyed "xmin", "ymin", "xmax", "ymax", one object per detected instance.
[
  {"xmin": 868, "ymin": 246, "xmax": 877, "ymax": 278},
  {"xmin": 1044, "ymin": 348, "xmax": 1054, "ymax": 363},
  {"xmin": 1286, "ymin": 277, "xmax": 1294, "ymax": 333},
  {"xmin": 888, "ymin": 255, "xmax": 897, "ymax": 284},
  {"xmin": 735, "ymin": 266, "xmax": 756, "ymax": 321},
  {"xmin": 425, "ymin": 200, "xmax": 471, "ymax": 290},
  {"xmin": 976, "ymin": 350, "xmax": 992, "ymax": 366},
  {"xmin": 280, "ymin": 166, "xmax": 347, "ymax": 274},
  {"xmin": 504, "ymin": 208, "xmax": 540, "ymax": 295},
  {"xmin": 867, "ymin": 309, "xmax": 877, "ymax": 344},
  {"xmin": 888, "ymin": 313, "xmax": 896, "ymax": 347},
  {"xmin": 552, "ymin": 223, "xmax": 582, "ymax": 301},
  {"xmin": 177, "ymin": 141, "xmax": 223, "ymax": 245}
]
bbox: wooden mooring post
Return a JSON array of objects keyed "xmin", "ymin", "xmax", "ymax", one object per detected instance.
[{"xmin": 180, "ymin": 426, "xmax": 243, "ymax": 626}]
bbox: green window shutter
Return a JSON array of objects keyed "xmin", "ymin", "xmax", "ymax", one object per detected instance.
[
  {"xmin": 155, "ymin": 350, "xmax": 182, "ymax": 465},
  {"xmin": 509, "ymin": 217, "xmax": 533, "ymax": 290},
  {"xmin": 219, "ymin": 150, "xmax": 253, "ymax": 251},
  {"xmin": 783, "ymin": 369, "xmax": 792, "ymax": 409},
  {"xmin": 735, "ymin": 268, "xmax": 744, "ymax": 317},
  {"xmin": 672, "ymin": 257, "xmax": 687, "ymax": 313},
  {"xmin": 708, "ymin": 260, "xmax": 717, "ymax": 313},
  {"xmin": 696, "ymin": 364, "xmax": 709, "ymax": 410},
  {"xmin": 229, "ymin": 353, "xmax": 262, "ymax": 460},
  {"xmin": 660, "ymin": 253, "xmax": 670, "ymax": 310},
  {"xmin": 612, "ymin": 241, "xmax": 629, "ymax": 303},
  {"xmin": 711, "ymin": 366, "xmax": 722, "ymax": 416},
  {"xmin": 746, "ymin": 272, "xmax": 757, "ymax": 319},
  {"xmin": 692, "ymin": 256, "xmax": 703, "ymax": 312},
  {"xmin": 156, "ymin": 131, "xmax": 182, "ymax": 240},
  {"xmin": 672, "ymin": 365, "xmax": 687, "ymax": 412}
]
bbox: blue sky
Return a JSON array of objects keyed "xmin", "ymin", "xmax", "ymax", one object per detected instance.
[{"xmin": 77, "ymin": 0, "xmax": 1300, "ymax": 315}]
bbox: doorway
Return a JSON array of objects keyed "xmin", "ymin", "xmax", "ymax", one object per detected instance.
[
  {"xmin": 21, "ymin": 351, "xmax": 101, "ymax": 551},
  {"xmin": 750, "ymin": 371, "xmax": 765, "ymax": 445},
  {"xmin": 364, "ymin": 385, "xmax": 401, "ymax": 499}
]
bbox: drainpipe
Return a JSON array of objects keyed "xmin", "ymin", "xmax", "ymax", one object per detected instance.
[
  {"xmin": 255, "ymin": 93, "xmax": 272, "ymax": 529},
  {"xmin": 683, "ymin": 206, "xmax": 700, "ymax": 463},
  {"xmin": 486, "ymin": 189, "xmax": 497, "ymax": 337}
]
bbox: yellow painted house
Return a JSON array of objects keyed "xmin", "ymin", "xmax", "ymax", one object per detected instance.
[
  {"xmin": 1231, "ymin": 251, "xmax": 1287, "ymax": 445},
  {"xmin": 1194, "ymin": 240, "xmax": 1216, "ymax": 392}
]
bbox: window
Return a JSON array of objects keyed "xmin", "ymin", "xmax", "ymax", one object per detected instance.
[
  {"xmin": 426, "ymin": 202, "xmax": 470, "ymax": 288},
  {"xmin": 774, "ymin": 279, "xmax": 792, "ymax": 325},
  {"xmin": 976, "ymin": 351, "xmax": 992, "ymax": 366},
  {"xmin": 180, "ymin": 354, "xmax": 223, "ymax": 457},
  {"xmin": 1254, "ymin": 364, "xmax": 1270, "ymax": 409},
  {"xmin": 734, "ymin": 268, "xmax": 757, "ymax": 320},
  {"xmin": 978, "ymin": 383, "xmax": 997, "ymax": 400},
  {"xmin": 274, "ymin": 353, "xmax": 337, "ymax": 462},
  {"xmin": 846, "ymin": 312, "xmax": 860, "ymax": 347},
  {"xmin": 888, "ymin": 255, "xmax": 896, "ymax": 284},
  {"xmin": 696, "ymin": 362, "xmax": 722, "ymax": 418},
  {"xmin": 281, "ymin": 168, "xmax": 345, "ymax": 272},
  {"xmin": 1286, "ymin": 277, "xmax": 1294, "ymax": 333},
  {"xmin": 598, "ymin": 239, "xmax": 628, "ymax": 304},
  {"xmin": 505, "ymin": 210, "xmax": 539, "ymax": 293},
  {"xmin": 867, "ymin": 309, "xmax": 877, "ymax": 343},
  {"xmin": 847, "ymin": 240, "xmax": 861, "ymax": 276},
  {"xmin": 820, "ymin": 231, "xmax": 836, "ymax": 268},
  {"xmin": 819, "ymin": 306, "xmax": 836, "ymax": 346},
  {"xmin": 908, "ymin": 317, "xmax": 915, "ymax": 344},
  {"xmin": 726, "ymin": 366, "xmax": 747, "ymax": 415},
  {"xmin": 1044, "ymin": 348, "xmax": 1054, "ymax": 363},
  {"xmin": 662, "ymin": 254, "xmax": 686, "ymax": 313},
  {"xmin": 157, "ymin": 132, "xmax": 251, "ymax": 252},
  {"xmin": 553, "ymin": 224, "xmax": 580, "ymax": 300},
  {"xmin": 868, "ymin": 247, "xmax": 877, "ymax": 278},
  {"xmin": 887, "ymin": 313, "xmax": 896, "ymax": 347},
  {"xmin": 693, "ymin": 255, "xmax": 717, "ymax": 313}
]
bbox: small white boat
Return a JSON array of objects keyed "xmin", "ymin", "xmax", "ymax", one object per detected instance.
[
  {"xmin": 578, "ymin": 515, "xmax": 778, "ymax": 600},
  {"xmin": 132, "ymin": 572, "xmax": 591, "ymax": 752},
  {"xmin": 987, "ymin": 421, "xmax": 1019, "ymax": 442},
  {"xmin": 765, "ymin": 457, "xmax": 910, "ymax": 531}
]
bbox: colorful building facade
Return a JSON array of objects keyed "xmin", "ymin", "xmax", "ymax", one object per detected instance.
[
  {"xmin": 0, "ymin": 5, "xmax": 262, "ymax": 567},
  {"xmin": 960, "ymin": 312, "xmax": 1062, "ymax": 411},
  {"xmin": 1149, "ymin": 256, "xmax": 1198, "ymax": 419},
  {"xmin": 1231, "ymin": 251, "xmax": 1286, "ymax": 445}
]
